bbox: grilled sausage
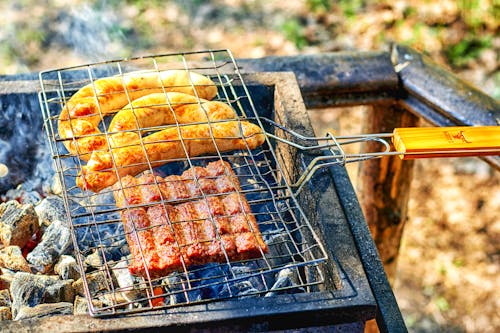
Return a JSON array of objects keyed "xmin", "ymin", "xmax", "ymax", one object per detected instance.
[
  {"xmin": 77, "ymin": 121, "xmax": 265, "ymax": 192},
  {"xmin": 58, "ymin": 70, "xmax": 218, "ymax": 160},
  {"xmin": 108, "ymin": 92, "xmax": 237, "ymax": 147}
]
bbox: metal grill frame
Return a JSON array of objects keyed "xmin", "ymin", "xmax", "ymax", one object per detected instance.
[{"xmin": 36, "ymin": 50, "xmax": 364, "ymax": 319}]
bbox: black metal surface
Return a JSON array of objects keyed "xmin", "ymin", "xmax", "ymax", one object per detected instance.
[
  {"xmin": 392, "ymin": 45, "xmax": 499, "ymax": 127},
  {"xmin": 326, "ymin": 160, "xmax": 408, "ymax": 333},
  {"xmin": 238, "ymin": 51, "xmax": 401, "ymax": 108}
]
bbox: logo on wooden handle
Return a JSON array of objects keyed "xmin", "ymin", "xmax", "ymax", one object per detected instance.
[{"xmin": 444, "ymin": 130, "xmax": 472, "ymax": 144}]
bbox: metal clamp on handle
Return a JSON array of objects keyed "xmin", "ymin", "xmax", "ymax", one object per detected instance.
[{"xmin": 262, "ymin": 118, "xmax": 396, "ymax": 195}]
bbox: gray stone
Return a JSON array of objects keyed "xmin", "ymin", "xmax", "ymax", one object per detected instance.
[
  {"xmin": 10, "ymin": 272, "xmax": 75, "ymax": 318},
  {"xmin": 34, "ymin": 195, "xmax": 67, "ymax": 229},
  {"xmin": 26, "ymin": 219, "xmax": 72, "ymax": 273},
  {"xmin": 0, "ymin": 246, "xmax": 31, "ymax": 272},
  {"xmin": 14, "ymin": 302, "xmax": 73, "ymax": 320},
  {"xmin": 54, "ymin": 255, "xmax": 80, "ymax": 280},
  {"xmin": 0, "ymin": 289, "xmax": 11, "ymax": 307},
  {"xmin": 0, "ymin": 200, "xmax": 39, "ymax": 248},
  {"xmin": 0, "ymin": 306, "xmax": 12, "ymax": 320},
  {"xmin": 72, "ymin": 270, "xmax": 110, "ymax": 297}
]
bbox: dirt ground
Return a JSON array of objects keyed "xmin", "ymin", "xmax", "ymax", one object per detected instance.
[{"xmin": 1, "ymin": 1, "xmax": 498, "ymax": 332}]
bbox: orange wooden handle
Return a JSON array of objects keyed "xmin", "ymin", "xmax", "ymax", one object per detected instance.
[{"xmin": 392, "ymin": 126, "xmax": 500, "ymax": 159}]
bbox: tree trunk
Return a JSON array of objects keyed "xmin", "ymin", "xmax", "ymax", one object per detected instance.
[{"xmin": 357, "ymin": 101, "xmax": 419, "ymax": 283}]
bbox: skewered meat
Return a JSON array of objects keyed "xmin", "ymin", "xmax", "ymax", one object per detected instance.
[
  {"xmin": 78, "ymin": 121, "xmax": 265, "ymax": 192},
  {"xmin": 113, "ymin": 160, "xmax": 268, "ymax": 278},
  {"xmin": 58, "ymin": 70, "xmax": 217, "ymax": 160}
]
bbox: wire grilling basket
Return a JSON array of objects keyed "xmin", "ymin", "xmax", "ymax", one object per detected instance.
[
  {"xmin": 38, "ymin": 50, "xmax": 336, "ymax": 317},
  {"xmin": 38, "ymin": 49, "xmax": 499, "ymax": 317}
]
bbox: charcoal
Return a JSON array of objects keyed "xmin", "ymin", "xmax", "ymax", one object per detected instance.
[
  {"xmin": 0, "ymin": 268, "xmax": 15, "ymax": 290},
  {"xmin": 1, "ymin": 185, "xmax": 42, "ymax": 205},
  {"xmin": 72, "ymin": 270, "xmax": 110, "ymax": 297},
  {"xmin": 73, "ymin": 295, "xmax": 89, "ymax": 314},
  {"xmin": 54, "ymin": 255, "xmax": 80, "ymax": 280},
  {"xmin": 34, "ymin": 195, "xmax": 67, "ymax": 229},
  {"xmin": 0, "ymin": 289, "xmax": 11, "ymax": 307},
  {"xmin": 50, "ymin": 174, "xmax": 62, "ymax": 195},
  {"xmin": 84, "ymin": 250, "xmax": 103, "ymax": 270},
  {"xmin": 10, "ymin": 272, "xmax": 75, "ymax": 318},
  {"xmin": 112, "ymin": 259, "xmax": 143, "ymax": 301},
  {"xmin": 265, "ymin": 267, "xmax": 305, "ymax": 297},
  {"xmin": 233, "ymin": 280, "xmax": 259, "ymax": 297},
  {"xmin": 0, "ymin": 246, "xmax": 31, "ymax": 272},
  {"xmin": 26, "ymin": 219, "xmax": 72, "ymax": 273},
  {"xmin": 73, "ymin": 295, "xmax": 106, "ymax": 315},
  {"xmin": 98, "ymin": 292, "xmax": 132, "ymax": 308},
  {"xmin": 0, "ymin": 200, "xmax": 39, "ymax": 248},
  {"xmin": 14, "ymin": 302, "xmax": 73, "ymax": 320},
  {"xmin": 0, "ymin": 306, "xmax": 12, "ymax": 320}
]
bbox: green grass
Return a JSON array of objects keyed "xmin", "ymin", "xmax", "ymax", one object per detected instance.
[
  {"xmin": 446, "ymin": 34, "xmax": 492, "ymax": 67},
  {"xmin": 281, "ymin": 18, "xmax": 307, "ymax": 50}
]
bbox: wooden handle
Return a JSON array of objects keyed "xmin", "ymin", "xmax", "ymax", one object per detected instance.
[{"xmin": 392, "ymin": 126, "xmax": 500, "ymax": 159}]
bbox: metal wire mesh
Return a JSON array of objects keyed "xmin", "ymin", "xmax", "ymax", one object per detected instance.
[{"xmin": 38, "ymin": 49, "xmax": 330, "ymax": 316}]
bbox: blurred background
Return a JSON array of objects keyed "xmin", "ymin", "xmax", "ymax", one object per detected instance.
[{"xmin": 1, "ymin": 1, "xmax": 498, "ymax": 332}]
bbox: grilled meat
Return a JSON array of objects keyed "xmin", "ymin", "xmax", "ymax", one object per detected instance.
[
  {"xmin": 58, "ymin": 70, "xmax": 218, "ymax": 160},
  {"xmin": 113, "ymin": 160, "xmax": 268, "ymax": 278},
  {"xmin": 78, "ymin": 121, "xmax": 265, "ymax": 192}
]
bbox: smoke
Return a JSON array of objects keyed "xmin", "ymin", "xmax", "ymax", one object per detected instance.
[
  {"xmin": 0, "ymin": 92, "xmax": 52, "ymax": 194},
  {"xmin": 49, "ymin": 3, "xmax": 128, "ymax": 63}
]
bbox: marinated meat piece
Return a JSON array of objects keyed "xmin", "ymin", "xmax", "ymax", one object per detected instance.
[
  {"xmin": 121, "ymin": 208, "xmax": 163, "ymax": 277},
  {"xmin": 159, "ymin": 175, "xmax": 190, "ymax": 201},
  {"xmin": 113, "ymin": 160, "xmax": 268, "ymax": 278}
]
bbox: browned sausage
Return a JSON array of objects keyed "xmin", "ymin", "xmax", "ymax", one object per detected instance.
[
  {"xmin": 77, "ymin": 121, "xmax": 265, "ymax": 192},
  {"xmin": 108, "ymin": 92, "xmax": 237, "ymax": 148},
  {"xmin": 58, "ymin": 70, "xmax": 217, "ymax": 160}
]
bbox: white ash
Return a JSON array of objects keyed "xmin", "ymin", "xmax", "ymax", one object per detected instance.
[
  {"xmin": 54, "ymin": 255, "xmax": 80, "ymax": 280},
  {"xmin": 50, "ymin": 174, "xmax": 62, "ymax": 195},
  {"xmin": 265, "ymin": 267, "xmax": 305, "ymax": 297},
  {"xmin": 26, "ymin": 219, "xmax": 72, "ymax": 273},
  {"xmin": 0, "ymin": 246, "xmax": 31, "ymax": 273},
  {"xmin": 0, "ymin": 200, "xmax": 39, "ymax": 248},
  {"xmin": 14, "ymin": 302, "xmax": 73, "ymax": 321},
  {"xmin": 0, "ymin": 307, "xmax": 12, "ymax": 321},
  {"xmin": 10, "ymin": 272, "xmax": 75, "ymax": 318}
]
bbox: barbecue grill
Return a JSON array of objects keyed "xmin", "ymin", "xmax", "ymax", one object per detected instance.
[{"xmin": 0, "ymin": 46, "xmax": 498, "ymax": 332}]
